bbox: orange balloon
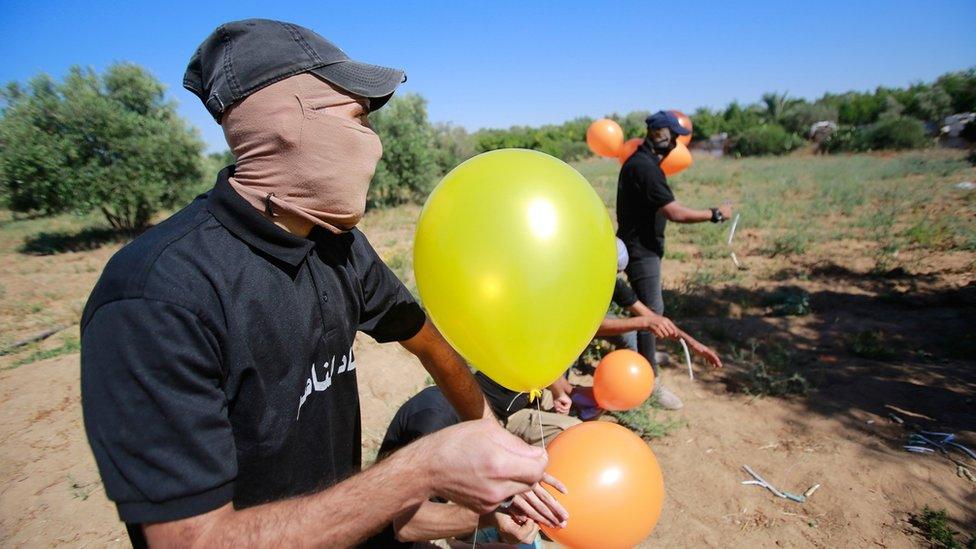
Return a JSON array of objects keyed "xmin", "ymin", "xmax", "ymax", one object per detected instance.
[
  {"xmin": 669, "ymin": 109, "xmax": 693, "ymax": 146},
  {"xmin": 540, "ymin": 422, "xmax": 665, "ymax": 549},
  {"xmin": 586, "ymin": 119, "xmax": 624, "ymax": 158},
  {"xmin": 661, "ymin": 141, "xmax": 693, "ymax": 176},
  {"xmin": 593, "ymin": 349, "xmax": 655, "ymax": 411},
  {"xmin": 617, "ymin": 137, "xmax": 643, "ymax": 165}
]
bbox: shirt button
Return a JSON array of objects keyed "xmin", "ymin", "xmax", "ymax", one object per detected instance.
[{"xmin": 321, "ymin": 292, "xmax": 329, "ymax": 302}]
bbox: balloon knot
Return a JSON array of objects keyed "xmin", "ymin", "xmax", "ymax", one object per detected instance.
[{"xmin": 528, "ymin": 389, "xmax": 543, "ymax": 402}]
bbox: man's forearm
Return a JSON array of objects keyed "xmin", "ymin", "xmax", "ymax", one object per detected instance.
[
  {"xmin": 404, "ymin": 320, "xmax": 491, "ymax": 420},
  {"xmin": 393, "ymin": 501, "xmax": 480, "ymax": 542},
  {"xmin": 660, "ymin": 201, "xmax": 713, "ymax": 223},
  {"xmin": 148, "ymin": 440, "xmax": 434, "ymax": 548},
  {"xmin": 595, "ymin": 316, "xmax": 645, "ymax": 336}
]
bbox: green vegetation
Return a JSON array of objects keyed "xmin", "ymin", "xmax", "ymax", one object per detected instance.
[
  {"xmin": 610, "ymin": 399, "xmax": 686, "ymax": 440},
  {"xmin": 0, "ymin": 64, "xmax": 205, "ymax": 230},
  {"xmin": 730, "ymin": 124, "xmax": 806, "ymax": 157},
  {"xmin": 848, "ymin": 330, "xmax": 896, "ymax": 360},
  {"xmin": 910, "ymin": 506, "xmax": 975, "ymax": 549},
  {"xmin": 730, "ymin": 339, "xmax": 810, "ymax": 397},
  {"xmin": 368, "ymin": 94, "xmax": 441, "ymax": 207},
  {"xmin": 7, "ymin": 335, "xmax": 80, "ymax": 369}
]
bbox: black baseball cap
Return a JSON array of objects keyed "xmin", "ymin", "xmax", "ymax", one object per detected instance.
[
  {"xmin": 183, "ymin": 18, "xmax": 406, "ymax": 122},
  {"xmin": 646, "ymin": 111, "xmax": 691, "ymax": 135}
]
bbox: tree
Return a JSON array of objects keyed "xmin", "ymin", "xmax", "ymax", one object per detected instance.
[
  {"xmin": 431, "ymin": 123, "xmax": 474, "ymax": 176},
  {"xmin": 368, "ymin": 93, "xmax": 439, "ymax": 207},
  {"xmin": 0, "ymin": 63, "xmax": 205, "ymax": 231}
]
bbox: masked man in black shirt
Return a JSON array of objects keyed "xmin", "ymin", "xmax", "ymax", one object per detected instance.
[
  {"xmin": 80, "ymin": 19, "xmax": 562, "ymax": 547},
  {"xmin": 616, "ymin": 111, "xmax": 732, "ymax": 409}
]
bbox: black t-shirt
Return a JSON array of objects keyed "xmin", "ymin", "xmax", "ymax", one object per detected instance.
[
  {"xmin": 475, "ymin": 372, "xmax": 532, "ymax": 421},
  {"xmin": 378, "ymin": 386, "xmax": 460, "ymax": 458},
  {"xmin": 612, "ymin": 277, "xmax": 638, "ymax": 308},
  {"xmin": 371, "ymin": 386, "xmax": 461, "ymax": 548},
  {"xmin": 80, "ymin": 167, "xmax": 426, "ymax": 537},
  {"xmin": 616, "ymin": 140, "xmax": 675, "ymax": 259}
]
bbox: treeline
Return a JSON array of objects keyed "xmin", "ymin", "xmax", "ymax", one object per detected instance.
[
  {"xmin": 364, "ymin": 68, "xmax": 975, "ymax": 206},
  {"xmin": 442, "ymin": 68, "xmax": 976, "ymax": 161},
  {"xmin": 3, "ymin": 64, "xmax": 975, "ymax": 229}
]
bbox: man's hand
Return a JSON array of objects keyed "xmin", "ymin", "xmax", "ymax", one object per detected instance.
[
  {"xmin": 690, "ymin": 341, "xmax": 723, "ymax": 368},
  {"xmin": 508, "ymin": 473, "xmax": 569, "ymax": 528},
  {"xmin": 548, "ymin": 377, "xmax": 573, "ymax": 415},
  {"xmin": 718, "ymin": 201, "xmax": 733, "ymax": 220},
  {"xmin": 423, "ymin": 418, "xmax": 547, "ymax": 514},
  {"xmin": 552, "ymin": 393, "xmax": 572, "ymax": 415},
  {"xmin": 640, "ymin": 314, "xmax": 678, "ymax": 339},
  {"xmin": 491, "ymin": 512, "xmax": 539, "ymax": 544}
]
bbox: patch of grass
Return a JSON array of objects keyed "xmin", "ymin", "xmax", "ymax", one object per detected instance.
[
  {"xmin": 9, "ymin": 336, "xmax": 80, "ymax": 369},
  {"xmin": 910, "ymin": 506, "xmax": 974, "ymax": 549},
  {"xmin": 731, "ymin": 339, "xmax": 810, "ymax": 397},
  {"xmin": 668, "ymin": 249, "xmax": 690, "ymax": 262},
  {"xmin": 763, "ymin": 289, "xmax": 811, "ymax": 316},
  {"xmin": 848, "ymin": 330, "xmax": 896, "ymax": 360},
  {"xmin": 764, "ymin": 224, "xmax": 813, "ymax": 257},
  {"xmin": 610, "ymin": 399, "xmax": 686, "ymax": 440},
  {"xmin": 903, "ymin": 216, "xmax": 954, "ymax": 251}
]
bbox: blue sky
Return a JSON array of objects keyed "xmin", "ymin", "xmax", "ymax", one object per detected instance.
[{"xmin": 2, "ymin": 0, "xmax": 974, "ymax": 152}]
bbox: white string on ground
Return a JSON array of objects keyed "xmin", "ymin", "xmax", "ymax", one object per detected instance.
[
  {"xmin": 728, "ymin": 213, "xmax": 743, "ymax": 269},
  {"xmin": 679, "ymin": 338, "xmax": 693, "ymax": 381},
  {"xmin": 727, "ymin": 213, "xmax": 740, "ymax": 245}
]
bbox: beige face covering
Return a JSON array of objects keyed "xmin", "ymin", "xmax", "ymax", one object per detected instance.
[{"xmin": 221, "ymin": 73, "xmax": 382, "ymax": 234}]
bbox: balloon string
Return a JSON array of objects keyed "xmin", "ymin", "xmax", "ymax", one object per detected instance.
[
  {"xmin": 471, "ymin": 514, "xmax": 479, "ymax": 549},
  {"xmin": 505, "ymin": 392, "xmax": 525, "ymax": 413},
  {"xmin": 536, "ymin": 397, "xmax": 547, "ymax": 450}
]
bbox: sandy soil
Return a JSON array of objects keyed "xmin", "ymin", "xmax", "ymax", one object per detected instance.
[
  {"xmin": 1, "ymin": 158, "xmax": 974, "ymax": 546},
  {"xmin": 2, "ymin": 262, "xmax": 973, "ymax": 548}
]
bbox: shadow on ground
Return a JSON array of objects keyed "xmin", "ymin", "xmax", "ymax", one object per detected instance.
[
  {"xmin": 19, "ymin": 227, "xmax": 135, "ymax": 255},
  {"xmin": 661, "ymin": 261, "xmax": 976, "ymax": 530}
]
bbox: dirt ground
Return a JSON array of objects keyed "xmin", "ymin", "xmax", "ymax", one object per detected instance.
[
  {"xmin": 2, "ymin": 254, "xmax": 972, "ymax": 548},
  {"xmin": 1, "ymin": 152, "xmax": 974, "ymax": 547}
]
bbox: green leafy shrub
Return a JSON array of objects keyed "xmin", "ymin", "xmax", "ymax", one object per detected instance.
[
  {"xmin": 823, "ymin": 116, "xmax": 930, "ymax": 153},
  {"xmin": 368, "ymin": 94, "xmax": 440, "ymax": 207},
  {"xmin": 731, "ymin": 124, "xmax": 805, "ymax": 156},
  {"xmin": 910, "ymin": 506, "xmax": 973, "ymax": 549},
  {"xmin": 860, "ymin": 116, "xmax": 930, "ymax": 150},
  {"xmin": 0, "ymin": 64, "xmax": 205, "ymax": 231}
]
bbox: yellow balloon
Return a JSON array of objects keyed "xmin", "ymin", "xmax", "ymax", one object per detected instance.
[{"xmin": 414, "ymin": 149, "xmax": 616, "ymax": 392}]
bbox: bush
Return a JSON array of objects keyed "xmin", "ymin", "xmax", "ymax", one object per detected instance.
[
  {"xmin": 730, "ymin": 124, "xmax": 805, "ymax": 156},
  {"xmin": 824, "ymin": 116, "xmax": 930, "ymax": 153},
  {"xmin": 780, "ymin": 102, "xmax": 839, "ymax": 136},
  {"xmin": 368, "ymin": 94, "xmax": 440, "ymax": 207},
  {"xmin": 431, "ymin": 123, "xmax": 475, "ymax": 176},
  {"xmin": 0, "ymin": 64, "xmax": 204, "ymax": 231},
  {"xmin": 860, "ymin": 116, "xmax": 930, "ymax": 150}
]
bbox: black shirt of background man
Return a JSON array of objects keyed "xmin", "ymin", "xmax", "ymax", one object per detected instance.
[
  {"xmin": 369, "ymin": 386, "xmax": 460, "ymax": 548},
  {"xmin": 80, "ymin": 166, "xmax": 426, "ymax": 543},
  {"xmin": 378, "ymin": 386, "xmax": 460, "ymax": 458},
  {"xmin": 612, "ymin": 277, "xmax": 638, "ymax": 309},
  {"xmin": 616, "ymin": 140, "xmax": 676, "ymax": 259}
]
